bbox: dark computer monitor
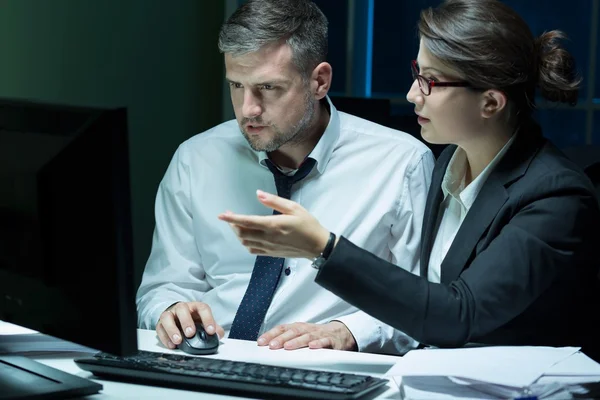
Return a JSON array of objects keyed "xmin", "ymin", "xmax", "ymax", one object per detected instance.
[{"xmin": 0, "ymin": 97, "xmax": 138, "ymax": 397}]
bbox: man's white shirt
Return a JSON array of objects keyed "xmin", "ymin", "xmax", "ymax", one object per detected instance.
[{"xmin": 136, "ymin": 97, "xmax": 435, "ymax": 353}]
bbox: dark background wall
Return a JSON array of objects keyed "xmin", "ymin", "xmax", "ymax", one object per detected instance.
[
  {"xmin": 314, "ymin": 0, "xmax": 600, "ymax": 150},
  {"xmin": 2, "ymin": 0, "xmax": 598, "ymax": 290},
  {"xmin": 0, "ymin": 0, "xmax": 225, "ymax": 287}
]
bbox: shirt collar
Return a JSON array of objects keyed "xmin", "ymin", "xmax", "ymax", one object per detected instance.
[
  {"xmin": 441, "ymin": 134, "xmax": 517, "ymax": 209},
  {"xmin": 257, "ymin": 95, "xmax": 340, "ymax": 175},
  {"xmin": 441, "ymin": 147, "xmax": 468, "ymax": 200}
]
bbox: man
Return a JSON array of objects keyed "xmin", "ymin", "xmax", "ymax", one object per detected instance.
[{"xmin": 136, "ymin": 0, "xmax": 434, "ymax": 354}]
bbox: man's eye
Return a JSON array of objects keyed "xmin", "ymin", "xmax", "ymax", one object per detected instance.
[
  {"xmin": 229, "ymin": 82, "xmax": 243, "ymax": 89},
  {"xmin": 260, "ymin": 84, "xmax": 274, "ymax": 90}
]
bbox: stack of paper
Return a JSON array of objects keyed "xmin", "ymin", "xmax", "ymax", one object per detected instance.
[{"xmin": 385, "ymin": 346, "xmax": 600, "ymax": 399}]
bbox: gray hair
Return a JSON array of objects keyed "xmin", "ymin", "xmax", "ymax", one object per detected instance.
[{"xmin": 218, "ymin": 0, "xmax": 328, "ymax": 78}]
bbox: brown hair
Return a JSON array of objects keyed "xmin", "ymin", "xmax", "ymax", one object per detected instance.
[{"xmin": 418, "ymin": 0, "xmax": 581, "ymax": 125}]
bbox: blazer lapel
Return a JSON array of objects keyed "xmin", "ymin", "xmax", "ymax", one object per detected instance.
[
  {"xmin": 440, "ymin": 176, "xmax": 508, "ymax": 283},
  {"xmin": 420, "ymin": 147, "xmax": 454, "ymax": 277},
  {"xmin": 439, "ymin": 128, "xmax": 543, "ymax": 284}
]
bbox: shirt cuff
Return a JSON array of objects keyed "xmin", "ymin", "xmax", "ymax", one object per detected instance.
[
  {"xmin": 142, "ymin": 301, "xmax": 182, "ymax": 330},
  {"xmin": 335, "ymin": 311, "xmax": 420, "ymax": 355},
  {"xmin": 333, "ymin": 311, "xmax": 385, "ymax": 353}
]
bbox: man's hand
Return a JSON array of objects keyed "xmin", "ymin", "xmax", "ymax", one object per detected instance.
[
  {"xmin": 156, "ymin": 301, "xmax": 224, "ymax": 349},
  {"xmin": 257, "ymin": 321, "xmax": 358, "ymax": 351}
]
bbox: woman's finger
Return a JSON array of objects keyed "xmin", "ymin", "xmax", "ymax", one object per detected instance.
[{"xmin": 256, "ymin": 190, "xmax": 300, "ymax": 214}]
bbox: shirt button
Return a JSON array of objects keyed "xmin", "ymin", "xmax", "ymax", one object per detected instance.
[{"xmin": 284, "ymin": 267, "xmax": 291, "ymax": 276}]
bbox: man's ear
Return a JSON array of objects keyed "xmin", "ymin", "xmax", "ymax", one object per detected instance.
[
  {"xmin": 310, "ymin": 62, "xmax": 332, "ymax": 100},
  {"xmin": 480, "ymin": 89, "xmax": 507, "ymax": 119}
]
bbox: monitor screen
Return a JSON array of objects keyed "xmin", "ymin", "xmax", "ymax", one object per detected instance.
[{"xmin": 0, "ymin": 97, "xmax": 137, "ymax": 356}]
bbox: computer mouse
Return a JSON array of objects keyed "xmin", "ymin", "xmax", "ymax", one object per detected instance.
[{"xmin": 177, "ymin": 322, "xmax": 219, "ymax": 355}]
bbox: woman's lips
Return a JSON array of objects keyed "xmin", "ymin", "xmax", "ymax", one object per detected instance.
[{"xmin": 417, "ymin": 116, "xmax": 430, "ymax": 125}]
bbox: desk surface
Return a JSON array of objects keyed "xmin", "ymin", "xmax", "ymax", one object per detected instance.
[{"xmin": 33, "ymin": 329, "xmax": 403, "ymax": 399}]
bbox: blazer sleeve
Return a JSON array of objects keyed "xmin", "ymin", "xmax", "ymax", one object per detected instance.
[{"xmin": 315, "ymin": 170, "xmax": 598, "ymax": 347}]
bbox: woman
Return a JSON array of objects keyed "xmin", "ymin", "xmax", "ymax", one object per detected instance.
[{"xmin": 219, "ymin": 0, "xmax": 600, "ymax": 358}]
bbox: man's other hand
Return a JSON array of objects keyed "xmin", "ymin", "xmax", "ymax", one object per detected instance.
[{"xmin": 257, "ymin": 321, "xmax": 357, "ymax": 351}]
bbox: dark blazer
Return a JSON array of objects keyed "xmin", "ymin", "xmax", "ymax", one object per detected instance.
[{"xmin": 316, "ymin": 124, "xmax": 600, "ymax": 357}]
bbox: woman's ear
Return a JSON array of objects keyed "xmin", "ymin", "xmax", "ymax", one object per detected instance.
[{"xmin": 480, "ymin": 89, "xmax": 507, "ymax": 119}]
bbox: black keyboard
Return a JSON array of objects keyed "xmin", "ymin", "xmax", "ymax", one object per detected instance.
[{"xmin": 74, "ymin": 350, "xmax": 389, "ymax": 399}]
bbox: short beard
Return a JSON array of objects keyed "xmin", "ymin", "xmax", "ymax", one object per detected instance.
[{"xmin": 240, "ymin": 91, "xmax": 316, "ymax": 152}]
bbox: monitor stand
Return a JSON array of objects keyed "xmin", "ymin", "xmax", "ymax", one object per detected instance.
[{"xmin": 0, "ymin": 355, "xmax": 102, "ymax": 399}]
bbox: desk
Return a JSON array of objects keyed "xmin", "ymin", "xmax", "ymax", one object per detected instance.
[{"xmin": 32, "ymin": 329, "xmax": 403, "ymax": 399}]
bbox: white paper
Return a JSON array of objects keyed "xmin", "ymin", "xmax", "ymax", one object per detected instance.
[
  {"xmin": 399, "ymin": 375, "xmax": 499, "ymax": 399},
  {"xmin": 389, "ymin": 346, "xmax": 600, "ymax": 399},
  {"xmin": 545, "ymin": 351, "xmax": 600, "ymax": 376},
  {"xmin": 385, "ymin": 346, "xmax": 580, "ymax": 387}
]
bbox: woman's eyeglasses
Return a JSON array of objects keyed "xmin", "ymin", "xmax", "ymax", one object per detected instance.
[{"xmin": 411, "ymin": 60, "xmax": 471, "ymax": 96}]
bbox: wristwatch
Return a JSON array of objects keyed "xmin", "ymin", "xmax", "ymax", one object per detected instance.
[{"xmin": 311, "ymin": 232, "xmax": 336, "ymax": 270}]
